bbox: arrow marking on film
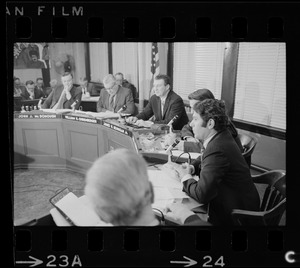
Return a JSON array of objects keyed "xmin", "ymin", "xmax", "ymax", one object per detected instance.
[
  {"xmin": 16, "ymin": 256, "xmax": 43, "ymax": 267},
  {"xmin": 170, "ymin": 256, "xmax": 197, "ymax": 267}
]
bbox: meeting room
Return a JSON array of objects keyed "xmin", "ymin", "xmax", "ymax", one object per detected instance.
[{"xmin": 13, "ymin": 42, "xmax": 286, "ymax": 226}]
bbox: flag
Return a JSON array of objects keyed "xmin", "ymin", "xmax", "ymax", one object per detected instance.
[{"xmin": 149, "ymin": 42, "xmax": 160, "ymax": 98}]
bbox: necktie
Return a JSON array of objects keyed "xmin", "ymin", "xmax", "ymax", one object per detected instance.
[
  {"xmin": 54, "ymin": 91, "xmax": 66, "ymax": 110},
  {"xmin": 109, "ymin": 94, "xmax": 115, "ymax": 111}
]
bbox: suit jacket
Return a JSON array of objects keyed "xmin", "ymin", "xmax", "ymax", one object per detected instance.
[
  {"xmin": 122, "ymin": 80, "xmax": 138, "ymax": 100},
  {"xmin": 181, "ymin": 120, "xmax": 244, "ymax": 153},
  {"xmin": 96, "ymin": 86, "xmax": 136, "ymax": 115},
  {"xmin": 21, "ymin": 87, "xmax": 45, "ymax": 100},
  {"xmin": 137, "ymin": 91, "xmax": 189, "ymax": 130},
  {"xmin": 42, "ymin": 85, "xmax": 82, "ymax": 110},
  {"xmin": 35, "ymin": 86, "xmax": 49, "ymax": 97},
  {"xmin": 183, "ymin": 129, "xmax": 260, "ymax": 225}
]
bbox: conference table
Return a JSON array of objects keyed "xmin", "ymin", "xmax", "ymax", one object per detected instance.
[{"xmin": 13, "ymin": 109, "xmax": 207, "ymax": 225}]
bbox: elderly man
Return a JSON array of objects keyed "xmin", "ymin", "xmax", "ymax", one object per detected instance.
[
  {"xmin": 172, "ymin": 99, "xmax": 260, "ymax": 225},
  {"xmin": 96, "ymin": 74, "xmax": 136, "ymax": 115},
  {"xmin": 42, "ymin": 72, "xmax": 82, "ymax": 110},
  {"xmin": 126, "ymin": 74, "xmax": 189, "ymax": 130}
]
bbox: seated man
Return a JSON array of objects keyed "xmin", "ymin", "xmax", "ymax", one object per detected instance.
[
  {"xmin": 174, "ymin": 99, "xmax": 260, "ymax": 225},
  {"xmin": 42, "ymin": 72, "xmax": 82, "ymax": 110},
  {"xmin": 180, "ymin": 89, "xmax": 243, "ymax": 153},
  {"xmin": 96, "ymin": 74, "xmax": 136, "ymax": 115},
  {"xmin": 84, "ymin": 148, "xmax": 209, "ymax": 226},
  {"xmin": 35, "ymin": 77, "xmax": 48, "ymax": 98},
  {"xmin": 126, "ymin": 74, "xmax": 189, "ymax": 130},
  {"xmin": 115, "ymin": 72, "xmax": 138, "ymax": 100},
  {"xmin": 13, "ymin": 77, "xmax": 26, "ymax": 97},
  {"xmin": 78, "ymin": 77, "xmax": 101, "ymax": 97},
  {"xmin": 21, "ymin": 80, "xmax": 44, "ymax": 100}
]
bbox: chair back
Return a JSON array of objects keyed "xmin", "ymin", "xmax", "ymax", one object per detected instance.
[
  {"xmin": 231, "ymin": 169, "xmax": 286, "ymax": 225},
  {"xmin": 238, "ymin": 133, "xmax": 258, "ymax": 167}
]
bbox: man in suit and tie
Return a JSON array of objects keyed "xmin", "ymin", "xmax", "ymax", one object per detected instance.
[
  {"xmin": 13, "ymin": 77, "xmax": 26, "ymax": 97},
  {"xmin": 172, "ymin": 99, "xmax": 260, "ymax": 225},
  {"xmin": 21, "ymin": 80, "xmax": 44, "ymax": 100},
  {"xmin": 96, "ymin": 74, "xmax": 136, "ymax": 115},
  {"xmin": 34, "ymin": 77, "xmax": 48, "ymax": 98},
  {"xmin": 126, "ymin": 74, "xmax": 189, "ymax": 130},
  {"xmin": 42, "ymin": 72, "xmax": 82, "ymax": 110}
]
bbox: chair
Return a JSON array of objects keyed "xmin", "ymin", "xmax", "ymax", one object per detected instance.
[
  {"xmin": 238, "ymin": 133, "xmax": 258, "ymax": 168},
  {"xmin": 231, "ymin": 170, "xmax": 286, "ymax": 225}
]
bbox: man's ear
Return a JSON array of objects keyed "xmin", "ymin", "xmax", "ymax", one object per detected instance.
[{"xmin": 207, "ymin": 118, "xmax": 215, "ymax": 129}]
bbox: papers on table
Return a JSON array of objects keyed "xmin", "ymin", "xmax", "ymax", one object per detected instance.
[
  {"xmin": 50, "ymin": 192, "xmax": 112, "ymax": 226},
  {"xmin": 40, "ymin": 108, "xmax": 72, "ymax": 114},
  {"xmin": 85, "ymin": 111, "xmax": 120, "ymax": 119},
  {"xmin": 148, "ymin": 169, "xmax": 190, "ymax": 211}
]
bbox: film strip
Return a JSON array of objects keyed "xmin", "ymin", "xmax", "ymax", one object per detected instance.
[{"xmin": 7, "ymin": 1, "xmax": 300, "ymax": 267}]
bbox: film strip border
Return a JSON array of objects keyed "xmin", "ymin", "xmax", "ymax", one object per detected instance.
[
  {"xmin": 14, "ymin": 227, "xmax": 298, "ymax": 267},
  {"xmin": 5, "ymin": 2, "xmax": 299, "ymax": 41},
  {"xmin": 7, "ymin": 1, "xmax": 300, "ymax": 267}
]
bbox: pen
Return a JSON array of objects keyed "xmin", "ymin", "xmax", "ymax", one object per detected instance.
[
  {"xmin": 117, "ymin": 105, "xmax": 127, "ymax": 113},
  {"xmin": 167, "ymin": 115, "xmax": 178, "ymax": 126}
]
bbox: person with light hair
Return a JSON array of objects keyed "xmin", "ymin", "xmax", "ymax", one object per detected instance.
[
  {"xmin": 84, "ymin": 148, "xmax": 157, "ymax": 226},
  {"xmin": 84, "ymin": 148, "xmax": 210, "ymax": 226},
  {"xmin": 96, "ymin": 74, "xmax": 136, "ymax": 115}
]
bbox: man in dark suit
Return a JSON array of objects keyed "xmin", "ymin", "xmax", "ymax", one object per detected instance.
[
  {"xmin": 34, "ymin": 77, "xmax": 48, "ymax": 98},
  {"xmin": 96, "ymin": 74, "xmax": 136, "ymax": 115},
  {"xmin": 126, "ymin": 74, "xmax": 189, "ymax": 130},
  {"xmin": 21, "ymin": 80, "xmax": 44, "ymax": 100},
  {"xmin": 174, "ymin": 99, "xmax": 260, "ymax": 225},
  {"xmin": 13, "ymin": 77, "xmax": 26, "ymax": 97},
  {"xmin": 78, "ymin": 77, "xmax": 102, "ymax": 97},
  {"xmin": 42, "ymin": 72, "xmax": 82, "ymax": 110},
  {"xmin": 115, "ymin": 72, "xmax": 138, "ymax": 100},
  {"xmin": 179, "ymin": 89, "xmax": 243, "ymax": 153}
]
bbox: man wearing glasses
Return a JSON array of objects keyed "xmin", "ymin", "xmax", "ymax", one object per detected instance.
[{"xmin": 96, "ymin": 74, "xmax": 136, "ymax": 115}]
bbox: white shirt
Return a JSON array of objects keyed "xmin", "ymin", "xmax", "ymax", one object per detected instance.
[{"xmin": 160, "ymin": 90, "xmax": 169, "ymax": 117}]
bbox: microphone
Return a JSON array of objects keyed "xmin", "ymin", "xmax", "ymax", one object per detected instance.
[
  {"xmin": 167, "ymin": 115, "xmax": 179, "ymax": 127},
  {"xmin": 71, "ymin": 100, "xmax": 79, "ymax": 110},
  {"xmin": 117, "ymin": 105, "xmax": 127, "ymax": 113},
  {"xmin": 37, "ymin": 98, "xmax": 43, "ymax": 109},
  {"xmin": 165, "ymin": 139, "xmax": 180, "ymax": 154}
]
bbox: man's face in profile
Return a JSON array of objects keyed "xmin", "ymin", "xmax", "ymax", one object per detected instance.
[{"xmin": 14, "ymin": 79, "xmax": 21, "ymax": 89}]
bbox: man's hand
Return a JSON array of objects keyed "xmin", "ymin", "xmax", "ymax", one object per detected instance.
[{"xmin": 126, "ymin": 116, "xmax": 138, "ymax": 124}]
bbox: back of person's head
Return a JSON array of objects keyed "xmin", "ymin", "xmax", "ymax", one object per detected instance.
[
  {"xmin": 84, "ymin": 149, "xmax": 154, "ymax": 225},
  {"xmin": 103, "ymin": 74, "xmax": 116, "ymax": 87},
  {"xmin": 188, "ymin": 89, "xmax": 215, "ymax": 101},
  {"xmin": 155, "ymin": 74, "xmax": 171, "ymax": 89},
  {"xmin": 114, "ymin": 72, "xmax": 124, "ymax": 78},
  {"xmin": 193, "ymin": 99, "xmax": 229, "ymax": 132}
]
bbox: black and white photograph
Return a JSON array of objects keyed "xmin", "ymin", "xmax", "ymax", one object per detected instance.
[{"xmin": 13, "ymin": 42, "xmax": 286, "ymax": 227}]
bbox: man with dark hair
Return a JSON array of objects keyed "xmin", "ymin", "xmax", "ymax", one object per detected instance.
[
  {"xmin": 42, "ymin": 72, "xmax": 82, "ymax": 110},
  {"xmin": 21, "ymin": 80, "xmax": 44, "ymax": 100},
  {"xmin": 14, "ymin": 77, "xmax": 26, "ymax": 97},
  {"xmin": 115, "ymin": 72, "xmax": 138, "ymax": 100},
  {"xmin": 126, "ymin": 74, "xmax": 189, "ymax": 130},
  {"xmin": 179, "ymin": 89, "xmax": 243, "ymax": 153},
  {"xmin": 172, "ymin": 99, "xmax": 260, "ymax": 225},
  {"xmin": 34, "ymin": 77, "xmax": 48, "ymax": 97}
]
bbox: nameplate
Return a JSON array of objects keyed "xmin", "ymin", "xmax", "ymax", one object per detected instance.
[
  {"xmin": 62, "ymin": 114, "xmax": 99, "ymax": 124},
  {"xmin": 14, "ymin": 113, "xmax": 60, "ymax": 119},
  {"xmin": 102, "ymin": 121, "xmax": 132, "ymax": 137}
]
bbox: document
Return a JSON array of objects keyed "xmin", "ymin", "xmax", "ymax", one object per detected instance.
[
  {"xmin": 51, "ymin": 192, "xmax": 112, "ymax": 226},
  {"xmin": 85, "ymin": 111, "xmax": 120, "ymax": 119},
  {"xmin": 40, "ymin": 108, "xmax": 72, "ymax": 114}
]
